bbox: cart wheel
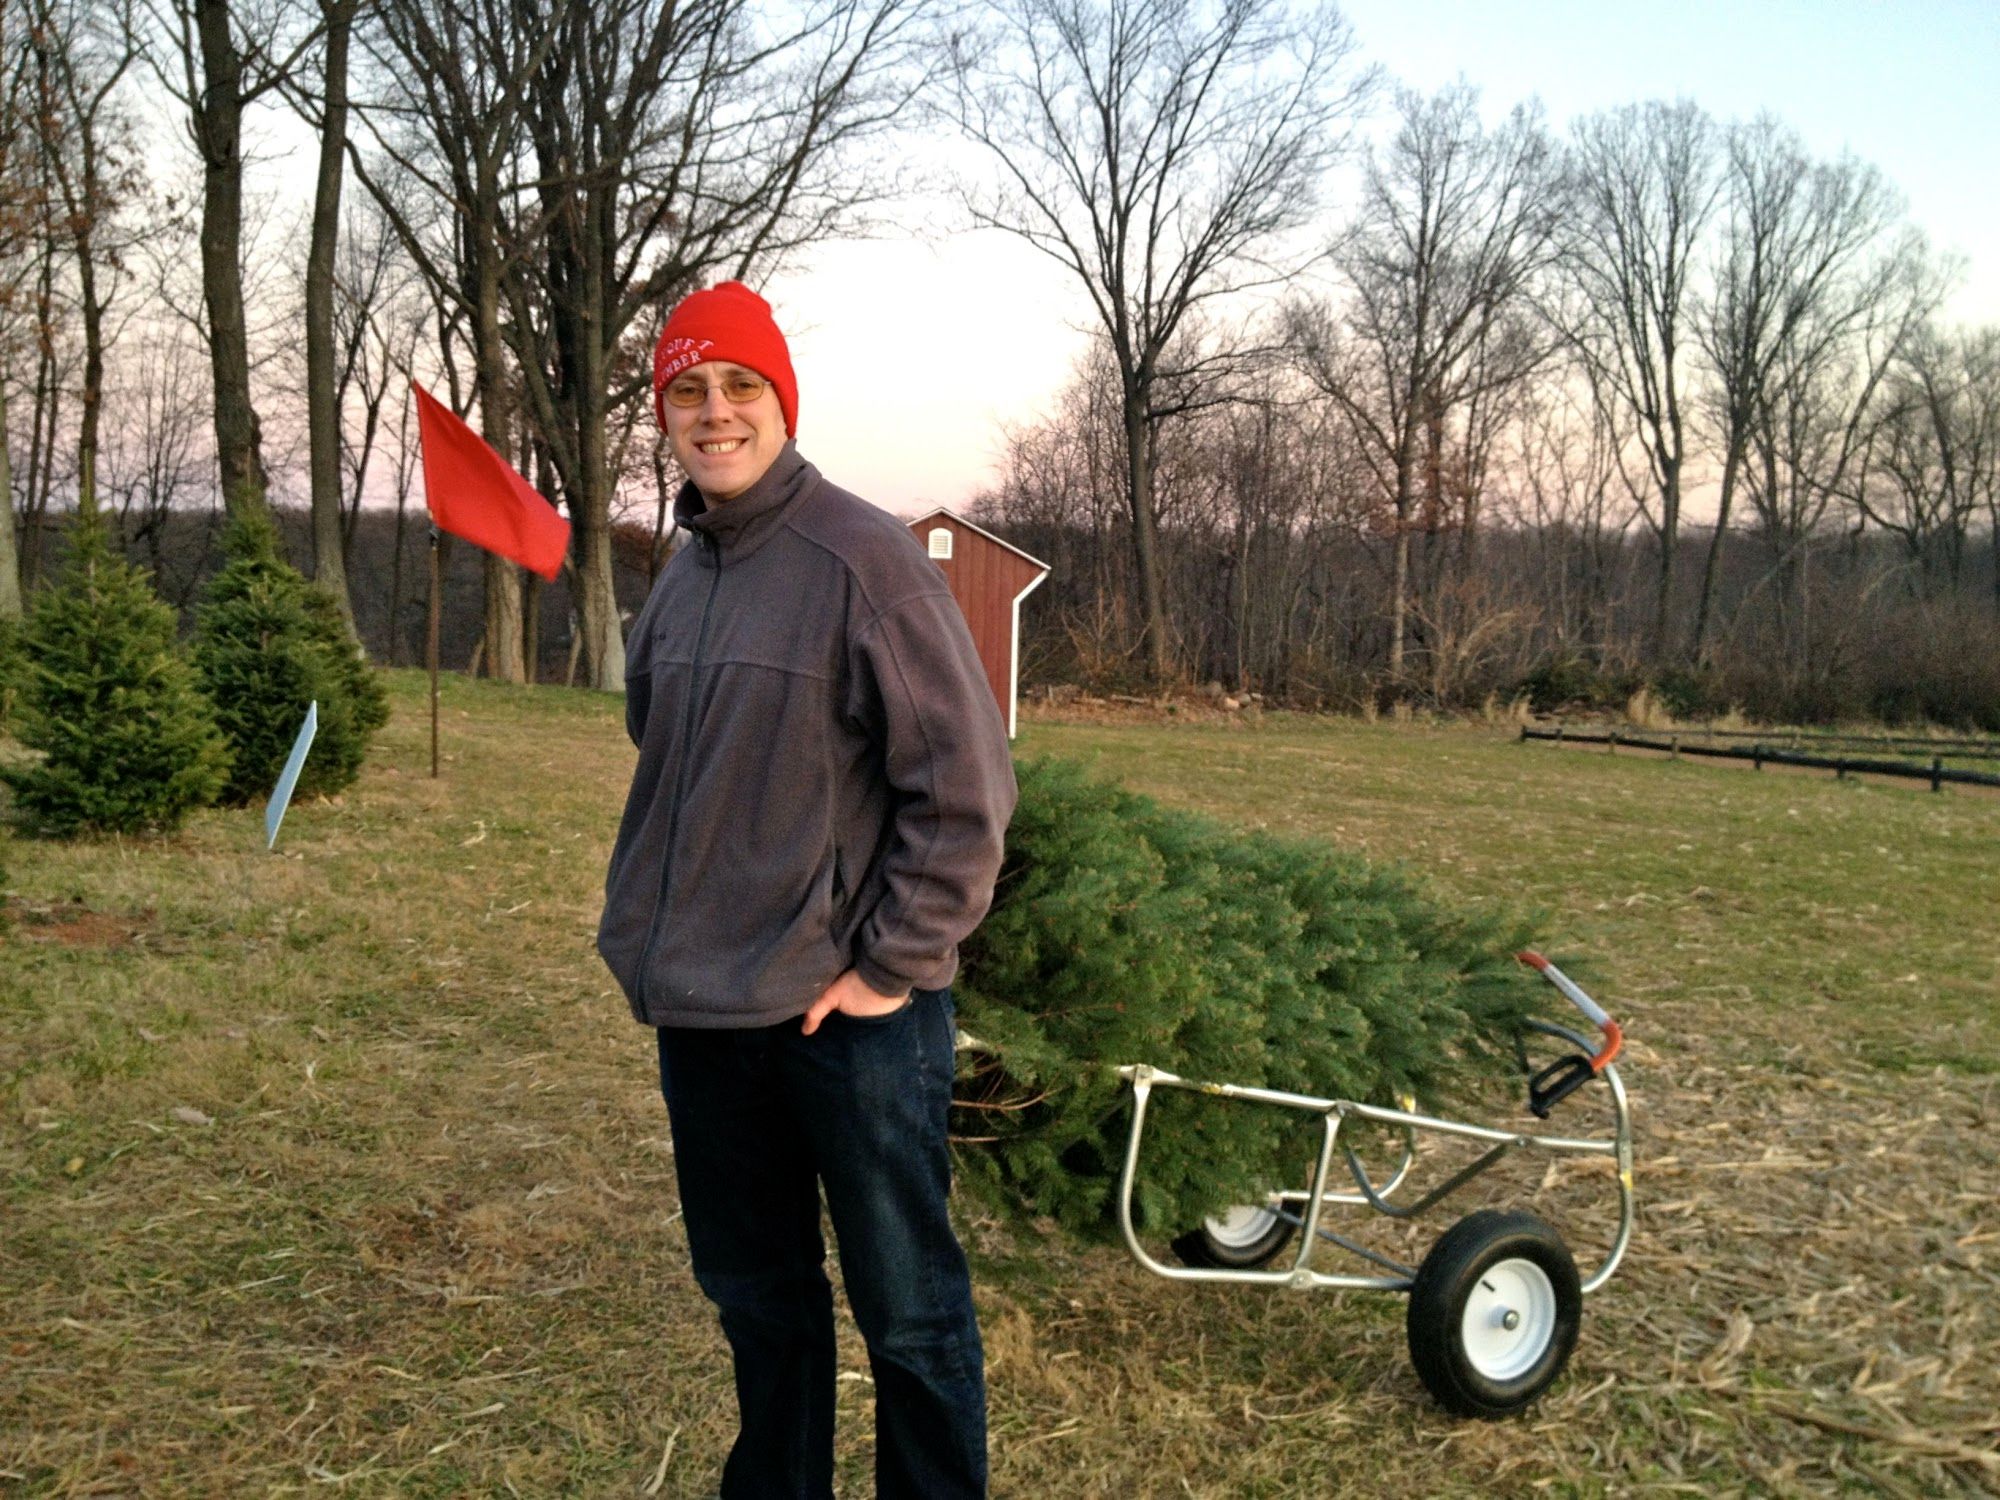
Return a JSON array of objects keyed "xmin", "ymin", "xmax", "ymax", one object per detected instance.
[
  {"xmin": 1171, "ymin": 1202, "xmax": 1297, "ymax": 1269},
  {"xmin": 1406, "ymin": 1209, "xmax": 1581, "ymax": 1418}
]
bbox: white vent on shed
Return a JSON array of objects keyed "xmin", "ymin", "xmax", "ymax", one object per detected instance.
[{"xmin": 927, "ymin": 527, "xmax": 954, "ymax": 560}]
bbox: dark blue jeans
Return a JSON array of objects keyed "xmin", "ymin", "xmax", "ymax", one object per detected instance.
[{"xmin": 656, "ymin": 988, "xmax": 987, "ymax": 1499}]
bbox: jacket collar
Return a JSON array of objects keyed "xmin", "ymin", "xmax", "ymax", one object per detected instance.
[{"xmin": 675, "ymin": 442, "xmax": 820, "ymax": 565}]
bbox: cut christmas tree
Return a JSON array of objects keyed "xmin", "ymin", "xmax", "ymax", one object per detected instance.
[{"xmin": 953, "ymin": 757, "xmax": 1550, "ymax": 1238}]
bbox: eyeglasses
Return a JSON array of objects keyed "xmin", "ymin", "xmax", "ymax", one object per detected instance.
[{"xmin": 663, "ymin": 371, "xmax": 769, "ymax": 408}]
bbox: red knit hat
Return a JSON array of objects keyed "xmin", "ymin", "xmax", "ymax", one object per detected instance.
[{"xmin": 652, "ymin": 281, "xmax": 798, "ymax": 437}]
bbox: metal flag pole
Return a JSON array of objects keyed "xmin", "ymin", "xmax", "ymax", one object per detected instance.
[{"xmin": 428, "ymin": 526, "xmax": 442, "ymax": 778}]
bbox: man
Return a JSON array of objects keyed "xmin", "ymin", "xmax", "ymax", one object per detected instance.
[{"xmin": 598, "ymin": 280, "xmax": 1015, "ymax": 1499}]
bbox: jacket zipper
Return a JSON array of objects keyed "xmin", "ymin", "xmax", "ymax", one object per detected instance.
[{"xmin": 637, "ymin": 529, "xmax": 722, "ymax": 1017}]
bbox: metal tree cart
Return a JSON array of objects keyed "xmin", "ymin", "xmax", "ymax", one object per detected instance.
[{"xmin": 1114, "ymin": 952, "xmax": 1633, "ymax": 1418}]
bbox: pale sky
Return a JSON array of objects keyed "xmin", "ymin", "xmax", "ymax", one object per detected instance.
[{"xmin": 771, "ymin": 0, "xmax": 2000, "ymax": 516}]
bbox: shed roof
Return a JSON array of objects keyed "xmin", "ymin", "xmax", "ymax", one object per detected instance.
[{"xmin": 910, "ymin": 507, "xmax": 1050, "ymax": 576}]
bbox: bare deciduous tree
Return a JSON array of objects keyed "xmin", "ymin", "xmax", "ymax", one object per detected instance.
[
  {"xmin": 1500, "ymin": 372, "xmax": 1637, "ymax": 656},
  {"xmin": 13, "ymin": 241, "xmax": 78, "ymax": 592},
  {"xmin": 327, "ymin": 196, "xmax": 411, "ymax": 553},
  {"xmin": 1981, "ymin": 330, "xmax": 2000, "ymax": 614},
  {"xmin": 1295, "ymin": 82, "xmax": 1560, "ymax": 685},
  {"xmin": 141, "ymin": 0, "xmax": 319, "ymax": 516},
  {"xmin": 970, "ymin": 350, "xmax": 1135, "ymax": 683},
  {"xmin": 1558, "ymin": 98, "xmax": 1720, "ymax": 662},
  {"xmin": 351, "ymin": 0, "xmax": 567, "ymax": 681},
  {"xmin": 1736, "ymin": 241, "xmax": 1938, "ymax": 668},
  {"xmin": 1849, "ymin": 323, "xmax": 2000, "ymax": 596},
  {"xmin": 1688, "ymin": 116, "xmax": 1914, "ymax": 661},
  {"xmin": 505, "ymin": 0, "xmax": 929, "ymax": 692},
  {"xmin": 0, "ymin": 0, "xmax": 35, "ymax": 614},
  {"xmin": 375, "ymin": 283, "xmax": 433, "ymax": 664},
  {"xmin": 0, "ymin": 338, "xmax": 17, "ymax": 616},
  {"xmin": 31, "ymin": 0, "xmax": 144, "ymax": 520},
  {"xmin": 286, "ymin": 0, "xmax": 361, "ymax": 628},
  {"xmin": 947, "ymin": 0, "xmax": 1374, "ymax": 684},
  {"xmin": 100, "ymin": 322, "xmax": 211, "ymax": 592}
]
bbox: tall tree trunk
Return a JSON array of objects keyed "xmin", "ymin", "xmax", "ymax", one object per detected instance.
[
  {"xmin": 530, "ymin": 437, "xmax": 560, "ymax": 685},
  {"xmin": 523, "ymin": 574, "xmax": 539, "ymax": 685},
  {"xmin": 22, "ymin": 245, "xmax": 58, "ymax": 590},
  {"xmin": 1388, "ymin": 527, "xmax": 1410, "ymax": 683},
  {"xmin": 306, "ymin": 0, "xmax": 356, "ymax": 631},
  {"xmin": 389, "ymin": 477, "xmax": 409, "ymax": 665},
  {"xmin": 483, "ymin": 553, "xmax": 523, "ymax": 679},
  {"xmin": 1122, "ymin": 393, "xmax": 1168, "ymax": 684},
  {"xmin": 559, "ymin": 216, "xmax": 620, "ymax": 692},
  {"xmin": 0, "ymin": 374, "xmax": 19, "ymax": 618},
  {"xmin": 473, "ymin": 255, "xmax": 523, "ymax": 682},
  {"xmin": 1387, "ymin": 423, "xmax": 1416, "ymax": 685},
  {"xmin": 572, "ymin": 430, "xmax": 622, "ymax": 692},
  {"xmin": 73, "ymin": 250, "xmax": 104, "ymax": 521},
  {"xmin": 649, "ymin": 437, "xmax": 672, "ymax": 583},
  {"xmin": 1796, "ymin": 535, "xmax": 1812, "ymax": 680},
  {"xmin": 1990, "ymin": 502, "xmax": 2000, "ymax": 619},
  {"xmin": 194, "ymin": 0, "xmax": 268, "ymax": 518},
  {"xmin": 1760, "ymin": 437, "xmax": 1800, "ymax": 673},
  {"xmin": 57, "ymin": 59, "xmax": 109, "ymax": 526},
  {"xmin": 1650, "ymin": 455, "xmax": 1681, "ymax": 662},
  {"xmin": 1689, "ymin": 434, "xmax": 1745, "ymax": 664},
  {"xmin": 1231, "ymin": 497, "xmax": 1249, "ymax": 693}
]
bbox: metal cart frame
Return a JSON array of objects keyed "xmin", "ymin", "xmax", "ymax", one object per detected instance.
[{"xmin": 1110, "ymin": 953, "xmax": 1634, "ymax": 1415}]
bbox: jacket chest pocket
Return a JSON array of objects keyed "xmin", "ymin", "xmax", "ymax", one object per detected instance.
[{"xmin": 649, "ymin": 610, "xmax": 706, "ymax": 666}]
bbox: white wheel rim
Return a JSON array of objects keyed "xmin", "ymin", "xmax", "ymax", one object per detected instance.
[
  {"xmin": 1461, "ymin": 1257, "xmax": 1558, "ymax": 1382},
  {"xmin": 1203, "ymin": 1203, "xmax": 1280, "ymax": 1250}
]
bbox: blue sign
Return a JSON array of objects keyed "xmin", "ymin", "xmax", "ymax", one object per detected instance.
[{"xmin": 264, "ymin": 701, "xmax": 319, "ymax": 849}]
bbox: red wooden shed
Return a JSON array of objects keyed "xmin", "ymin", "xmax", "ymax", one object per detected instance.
[{"xmin": 908, "ymin": 508, "xmax": 1049, "ymax": 739}]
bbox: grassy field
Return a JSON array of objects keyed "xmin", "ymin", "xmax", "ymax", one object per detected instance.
[{"xmin": 3, "ymin": 674, "xmax": 1997, "ymax": 1497}]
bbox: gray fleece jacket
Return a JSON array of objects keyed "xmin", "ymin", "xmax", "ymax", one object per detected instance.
[{"xmin": 597, "ymin": 443, "xmax": 1017, "ymax": 1029}]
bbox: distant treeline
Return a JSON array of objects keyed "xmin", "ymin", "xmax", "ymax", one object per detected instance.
[
  {"xmin": 975, "ymin": 483, "xmax": 2000, "ymax": 729},
  {"xmin": 29, "ymin": 494, "xmax": 1999, "ymax": 731}
]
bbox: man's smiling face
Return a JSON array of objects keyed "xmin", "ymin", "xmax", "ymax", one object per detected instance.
[{"xmin": 662, "ymin": 361, "xmax": 788, "ymax": 503}]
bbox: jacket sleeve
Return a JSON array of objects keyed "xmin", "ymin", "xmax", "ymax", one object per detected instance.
[
  {"xmin": 845, "ymin": 588, "xmax": 1017, "ymax": 998},
  {"xmin": 623, "ymin": 584, "xmax": 660, "ymax": 747},
  {"xmin": 625, "ymin": 662, "xmax": 651, "ymax": 748}
]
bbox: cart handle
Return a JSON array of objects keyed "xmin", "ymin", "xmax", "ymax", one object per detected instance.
[{"xmin": 1516, "ymin": 951, "xmax": 1623, "ymax": 1073}]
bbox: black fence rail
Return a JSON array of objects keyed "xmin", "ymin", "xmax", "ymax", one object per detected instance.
[
  {"xmin": 1521, "ymin": 725, "xmax": 2000, "ymax": 792},
  {"xmin": 1528, "ymin": 719, "xmax": 2000, "ymax": 762}
]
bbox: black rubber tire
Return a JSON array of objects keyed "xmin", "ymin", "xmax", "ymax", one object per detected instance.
[
  {"xmin": 1170, "ymin": 1203, "xmax": 1298, "ymax": 1269},
  {"xmin": 1406, "ymin": 1209, "xmax": 1582, "ymax": 1418}
]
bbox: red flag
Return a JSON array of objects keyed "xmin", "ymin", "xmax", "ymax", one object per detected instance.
[{"xmin": 414, "ymin": 384, "xmax": 571, "ymax": 582}]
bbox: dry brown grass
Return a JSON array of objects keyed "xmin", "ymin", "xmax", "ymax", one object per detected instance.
[{"xmin": 3, "ymin": 680, "xmax": 1997, "ymax": 1496}]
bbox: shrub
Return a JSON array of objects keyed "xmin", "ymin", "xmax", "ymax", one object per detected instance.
[
  {"xmin": 1647, "ymin": 666, "xmax": 1729, "ymax": 722},
  {"xmin": 953, "ymin": 758, "xmax": 1544, "ymax": 1238},
  {"xmin": 0, "ymin": 517, "xmax": 230, "ymax": 836},
  {"xmin": 303, "ymin": 586, "xmax": 391, "ymax": 740},
  {"xmin": 1855, "ymin": 604, "xmax": 2000, "ymax": 731},
  {"xmin": 192, "ymin": 510, "xmax": 388, "ymax": 805},
  {"xmin": 1516, "ymin": 656, "xmax": 1634, "ymax": 715}
]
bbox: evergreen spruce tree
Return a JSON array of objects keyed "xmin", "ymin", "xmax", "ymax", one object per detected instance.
[
  {"xmin": 0, "ymin": 515, "xmax": 230, "ymax": 836},
  {"xmin": 192, "ymin": 510, "xmax": 386, "ymax": 805},
  {"xmin": 954, "ymin": 757, "xmax": 1547, "ymax": 1238},
  {"xmin": 302, "ymin": 587, "xmax": 389, "ymax": 739}
]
